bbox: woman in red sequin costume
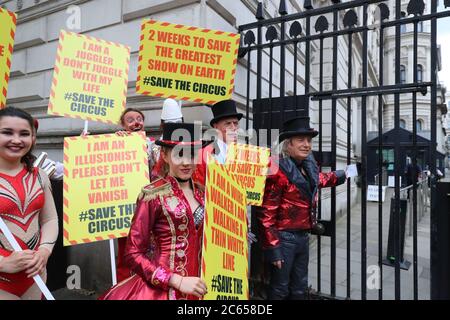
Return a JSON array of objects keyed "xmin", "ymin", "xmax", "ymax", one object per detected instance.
[
  {"xmin": 114, "ymin": 104, "xmax": 184, "ymax": 283},
  {"xmin": 100, "ymin": 123, "xmax": 208, "ymax": 300},
  {"xmin": 0, "ymin": 107, "xmax": 58, "ymax": 300}
]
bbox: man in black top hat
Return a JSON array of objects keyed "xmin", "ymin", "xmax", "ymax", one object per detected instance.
[
  {"xmin": 257, "ymin": 116, "xmax": 347, "ymax": 300},
  {"xmin": 193, "ymin": 99, "xmax": 243, "ymax": 186}
]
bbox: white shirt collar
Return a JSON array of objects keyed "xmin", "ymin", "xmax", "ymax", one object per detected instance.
[
  {"xmin": 216, "ymin": 138, "xmax": 227, "ymax": 152},
  {"xmin": 215, "ymin": 139, "xmax": 228, "ymax": 164}
]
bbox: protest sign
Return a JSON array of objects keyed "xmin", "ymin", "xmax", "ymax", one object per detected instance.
[
  {"xmin": 63, "ymin": 132, "xmax": 149, "ymax": 246},
  {"xmin": 202, "ymin": 160, "xmax": 248, "ymax": 300},
  {"xmin": 345, "ymin": 164, "xmax": 358, "ymax": 178},
  {"xmin": 0, "ymin": 8, "xmax": 16, "ymax": 108},
  {"xmin": 48, "ymin": 30, "xmax": 130, "ymax": 124},
  {"xmin": 137, "ymin": 20, "xmax": 240, "ymax": 104},
  {"xmin": 388, "ymin": 176, "xmax": 402, "ymax": 187},
  {"xmin": 226, "ymin": 143, "xmax": 270, "ymax": 206}
]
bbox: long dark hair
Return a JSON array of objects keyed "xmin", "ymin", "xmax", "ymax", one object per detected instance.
[{"xmin": 0, "ymin": 107, "xmax": 36, "ymax": 171}]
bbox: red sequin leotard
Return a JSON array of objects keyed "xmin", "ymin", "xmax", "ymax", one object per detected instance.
[{"xmin": 0, "ymin": 167, "xmax": 58, "ymax": 297}]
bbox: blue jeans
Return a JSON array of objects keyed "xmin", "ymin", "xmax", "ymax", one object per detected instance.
[{"xmin": 268, "ymin": 230, "xmax": 309, "ymax": 300}]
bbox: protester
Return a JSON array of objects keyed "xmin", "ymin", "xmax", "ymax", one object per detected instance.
[
  {"xmin": 148, "ymin": 98, "xmax": 184, "ymax": 179},
  {"xmin": 405, "ymin": 158, "xmax": 421, "ymax": 187},
  {"xmin": 100, "ymin": 123, "xmax": 208, "ymax": 300},
  {"xmin": 116, "ymin": 100, "xmax": 183, "ymax": 179},
  {"xmin": 0, "ymin": 107, "xmax": 58, "ymax": 300},
  {"xmin": 192, "ymin": 99, "xmax": 258, "ymax": 244},
  {"xmin": 257, "ymin": 116, "xmax": 347, "ymax": 300},
  {"xmin": 115, "ymin": 100, "xmax": 183, "ymax": 282},
  {"xmin": 193, "ymin": 99, "xmax": 242, "ymax": 186}
]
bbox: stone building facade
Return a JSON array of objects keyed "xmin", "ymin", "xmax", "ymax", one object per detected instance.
[{"xmin": 1, "ymin": 0, "xmax": 447, "ymax": 293}]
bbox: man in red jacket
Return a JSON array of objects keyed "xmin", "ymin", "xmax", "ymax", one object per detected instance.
[
  {"xmin": 257, "ymin": 116, "xmax": 346, "ymax": 300},
  {"xmin": 193, "ymin": 99, "xmax": 242, "ymax": 186}
]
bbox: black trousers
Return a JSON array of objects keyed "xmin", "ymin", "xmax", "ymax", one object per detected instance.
[{"xmin": 268, "ymin": 230, "xmax": 310, "ymax": 300}]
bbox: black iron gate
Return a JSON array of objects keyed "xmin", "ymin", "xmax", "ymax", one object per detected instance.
[{"xmin": 238, "ymin": 0, "xmax": 450, "ymax": 300}]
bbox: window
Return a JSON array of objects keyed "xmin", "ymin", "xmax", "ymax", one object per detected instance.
[
  {"xmin": 417, "ymin": 64, "xmax": 423, "ymax": 83},
  {"xmin": 416, "ymin": 119, "xmax": 423, "ymax": 131},
  {"xmin": 400, "ymin": 11, "xmax": 407, "ymax": 33},
  {"xmin": 417, "ymin": 21, "xmax": 423, "ymax": 32},
  {"xmin": 400, "ymin": 65, "xmax": 406, "ymax": 84},
  {"xmin": 400, "ymin": 119, "xmax": 406, "ymax": 129},
  {"xmin": 400, "ymin": 23, "xmax": 407, "ymax": 33},
  {"xmin": 382, "ymin": 149, "xmax": 395, "ymax": 170}
]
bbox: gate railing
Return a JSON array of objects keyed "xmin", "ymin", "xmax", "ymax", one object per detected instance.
[
  {"xmin": 399, "ymin": 178, "xmax": 429, "ymax": 236},
  {"xmin": 238, "ymin": 0, "xmax": 450, "ymax": 300}
]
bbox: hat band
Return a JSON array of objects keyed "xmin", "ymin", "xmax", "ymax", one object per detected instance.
[
  {"xmin": 158, "ymin": 140, "xmax": 203, "ymax": 146},
  {"xmin": 163, "ymin": 119, "xmax": 183, "ymax": 123}
]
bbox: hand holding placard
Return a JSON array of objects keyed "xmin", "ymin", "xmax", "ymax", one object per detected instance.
[{"xmin": 0, "ymin": 217, "xmax": 55, "ymax": 300}]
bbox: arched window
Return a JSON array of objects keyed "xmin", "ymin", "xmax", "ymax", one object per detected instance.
[
  {"xmin": 400, "ymin": 65, "xmax": 406, "ymax": 84},
  {"xmin": 417, "ymin": 64, "xmax": 423, "ymax": 83},
  {"xmin": 400, "ymin": 119, "xmax": 406, "ymax": 129},
  {"xmin": 416, "ymin": 119, "xmax": 423, "ymax": 131}
]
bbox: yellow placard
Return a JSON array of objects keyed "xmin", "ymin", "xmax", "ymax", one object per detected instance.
[
  {"xmin": 48, "ymin": 30, "xmax": 130, "ymax": 124},
  {"xmin": 0, "ymin": 8, "xmax": 17, "ymax": 109},
  {"xmin": 63, "ymin": 132, "xmax": 149, "ymax": 246},
  {"xmin": 226, "ymin": 143, "xmax": 270, "ymax": 206},
  {"xmin": 137, "ymin": 20, "xmax": 240, "ymax": 104},
  {"xmin": 202, "ymin": 160, "xmax": 248, "ymax": 300}
]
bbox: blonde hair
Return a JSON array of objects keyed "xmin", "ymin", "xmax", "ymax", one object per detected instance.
[{"xmin": 280, "ymin": 138, "xmax": 292, "ymax": 158}]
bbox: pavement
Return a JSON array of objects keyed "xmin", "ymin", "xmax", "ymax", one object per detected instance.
[
  {"xmin": 51, "ymin": 288, "xmax": 99, "ymax": 300},
  {"xmin": 308, "ymin": 187, "xmax": 431, "ymax": 300}
]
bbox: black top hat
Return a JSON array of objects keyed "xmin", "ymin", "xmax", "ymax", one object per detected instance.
[
  {"xmin": 279, "ymin": 116, "xmax": 319, "ymax": 142},
  {"xmin": 155, "ymin": 123, "xmax": 205, "ymax": 148},
  {"xmin": 209, "ymin": 99, "xmax": 243, "ymax": 126}
]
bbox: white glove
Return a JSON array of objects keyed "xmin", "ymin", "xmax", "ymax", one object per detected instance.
[
  {"xmin": 52, "ymin": 161, "xmax": 64, "ymax": 180},
  {"xmin": 41, "ymin": 158, "xmax": 57, "ymax": 178},
  {"xmin": 345, "ymin": 164, "xmax": 358, "ymax": 178},
  {"xmin": 247, "ymin": 232, "xmax": 257, "ymax": 244}
]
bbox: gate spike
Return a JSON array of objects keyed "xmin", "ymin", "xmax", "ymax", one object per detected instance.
[
  {"xmin": 256, "ymin": 2, "xmax": 264, "ymax": 20},
  {"xmin": 407, "ymin": 0, "xmax": 425, "ymax": 16},
  {"xmin": 265, "ymin": 26, "xmax": 278, "ymax": 42},
  {"xmin": 378, "ymin": 3, "xmax": 390, "ymax": 21},
  {"xmin": 315, "ymin": 16, "xmax": 329, "ymax": 33},
  {"xmin": 343, "ymin": 10, "xmax": 358, "ymax": 28},
  {"xmin": 304, "ymin": 0, "xmax": 313, "ymax": 10},
  {"xmin": 244, "ymin": 30, "xmax": 256, "ymax": 45},
  {"xmin": 279, "ymin": 0, "xmax": 288, "ymax": 15},
  {"xmin": 289, "ymin": 21, "xmax": 303, "ymax": 38}
]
